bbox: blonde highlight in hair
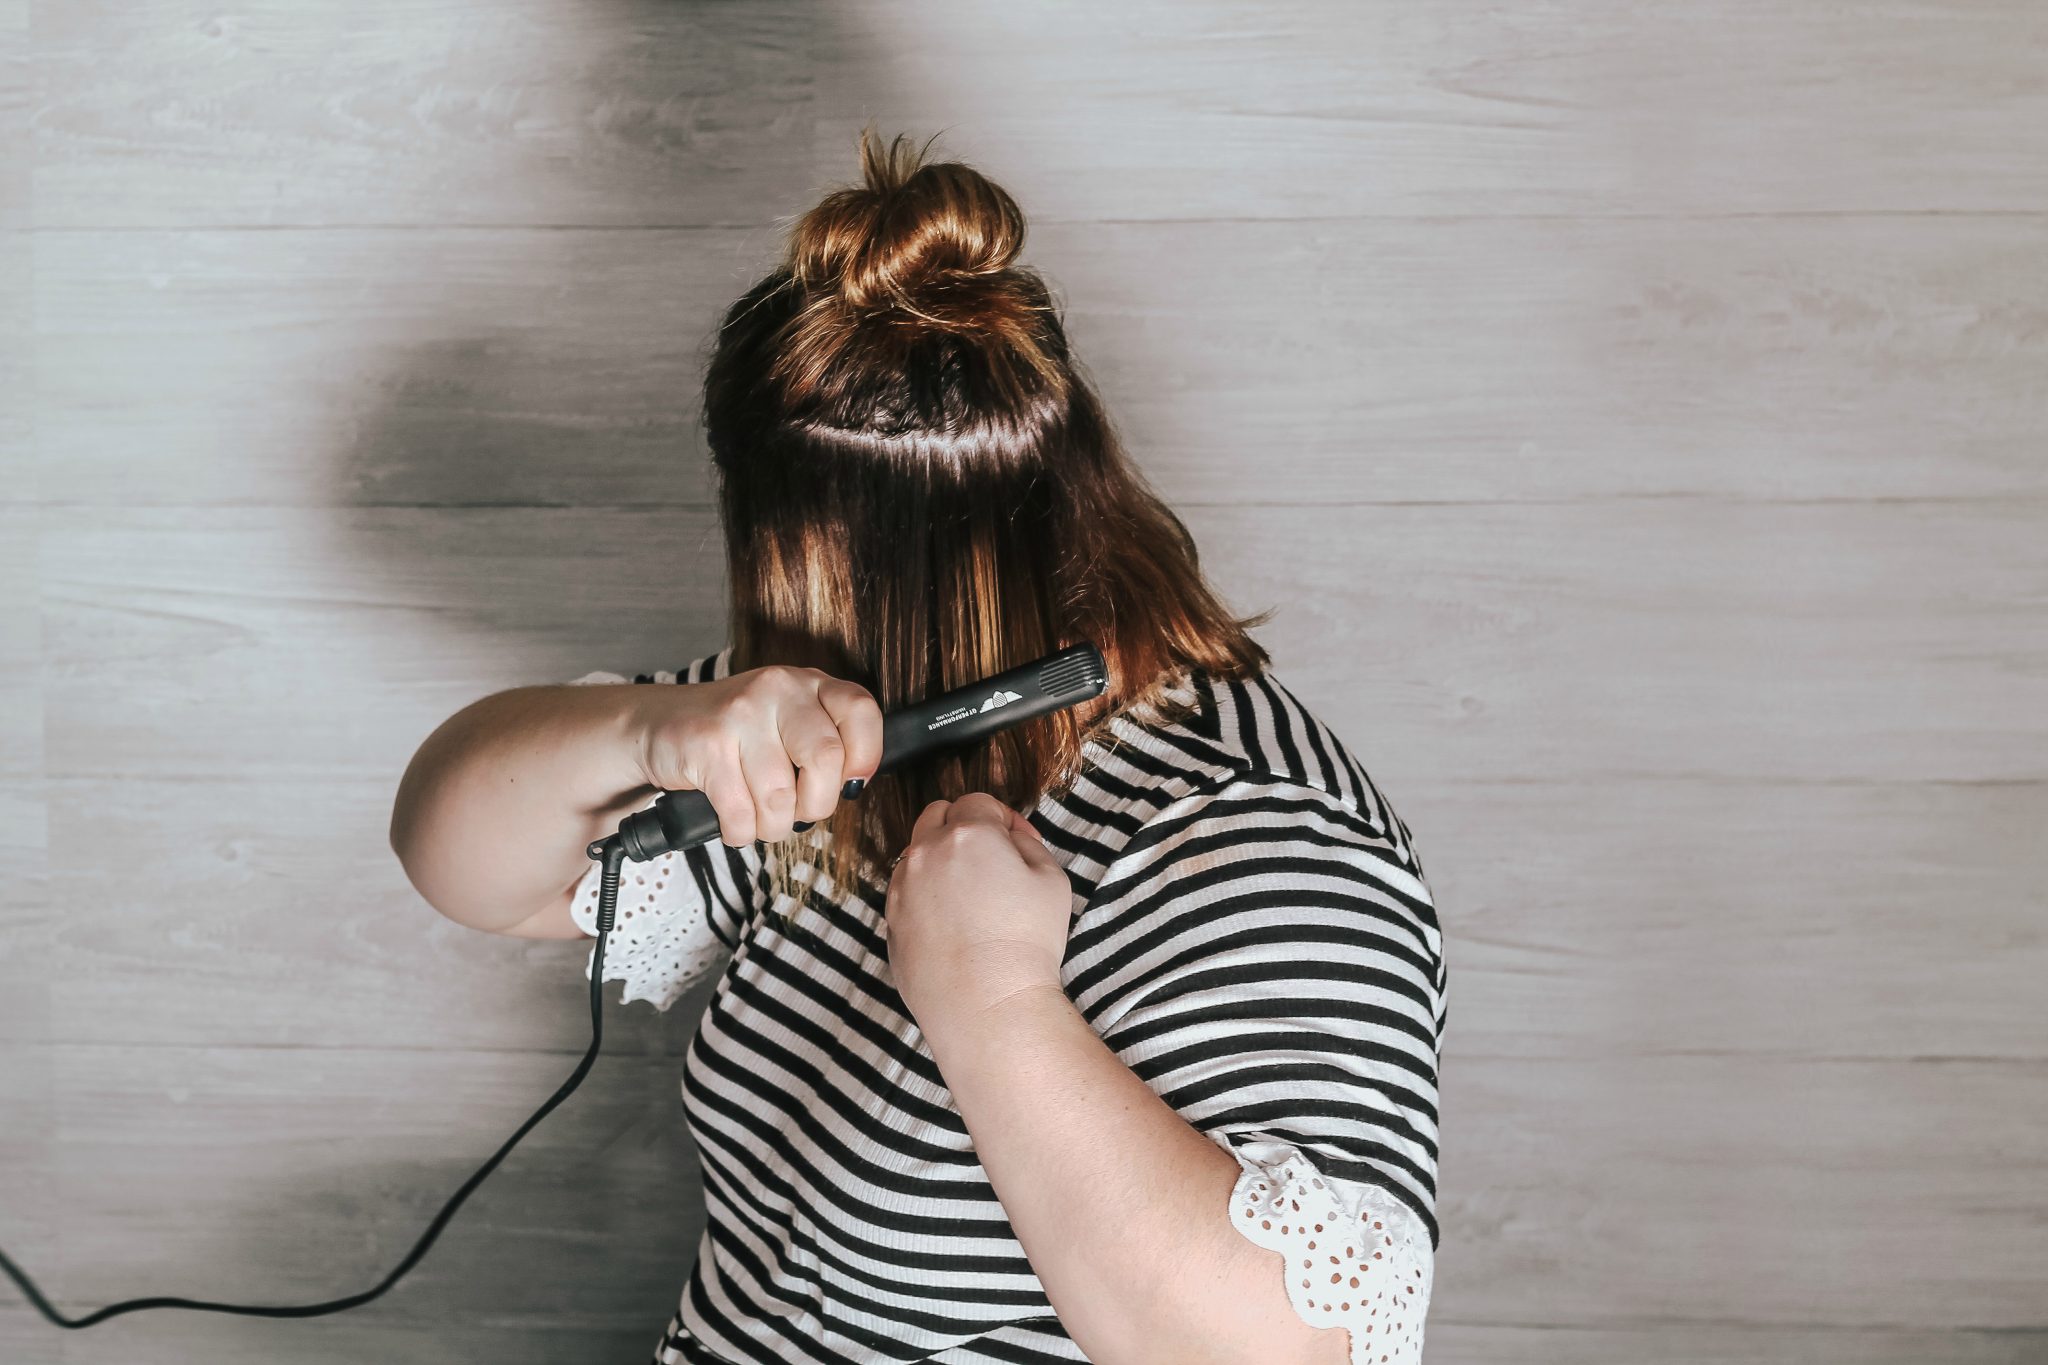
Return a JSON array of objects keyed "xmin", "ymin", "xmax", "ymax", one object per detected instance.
[{"xmin": 702, "ymin": 125, "xmax": 1271, "ymax": 917}]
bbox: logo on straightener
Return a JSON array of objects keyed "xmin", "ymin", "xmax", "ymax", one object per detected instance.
[{"xmin": 977, "ymin": 689, "xmax": 1023, "ymax": 713}]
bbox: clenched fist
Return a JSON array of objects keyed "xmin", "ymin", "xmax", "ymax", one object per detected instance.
[{"xmin": 883, "ymin": 792, "xmax": 1075, "ymax": 1036}]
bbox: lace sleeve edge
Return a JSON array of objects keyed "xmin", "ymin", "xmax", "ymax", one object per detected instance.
[{"xmin": 1213, "ymin": 1134, "xmax": 1433, "ymax": 1365}]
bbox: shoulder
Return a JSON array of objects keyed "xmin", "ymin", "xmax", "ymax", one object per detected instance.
[
  {"xmin": 1063, "ymin": 665, "xmax": 1439, "ymax": 954},
  {"xmin": 1082, "ymin": 665, "xmax": 1427, "ymax": 878},
  {"xmin": 1081, "ymin": 768, "xmax": 1439, "ymax": 962},
  {"xmin": 1065, "ymin": 672, "xmax": 1445, "ymax": 1044}
]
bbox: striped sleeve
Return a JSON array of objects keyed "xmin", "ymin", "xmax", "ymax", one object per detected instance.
[
  {"xmin": 1074, "ymin": 773, "xmax": 1442, "ymax": 1363},
  {"xmin": 563, "ymin": 647, "xmax": 765, "ymax": 1011}
]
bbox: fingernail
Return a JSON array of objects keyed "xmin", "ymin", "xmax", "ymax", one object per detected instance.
[
  {"xmin": 792, "ymin": 819, "xmax": 814, "ymax": 832},
  {"xmin": 841, "ymin": 777, "xmax": 867, "ymax": 799}
]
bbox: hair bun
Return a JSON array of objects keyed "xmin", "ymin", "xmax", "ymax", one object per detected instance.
[{"xmin": 787, "ymin": 129, "xmax": 1032, "ymax": 332}]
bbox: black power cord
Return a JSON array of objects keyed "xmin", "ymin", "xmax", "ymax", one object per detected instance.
[
  {"xmin": 0, "ymin": 836, "xmax": 632, "ymax": 1328},
  {"xmin": 0, "ymin": 642, "xmax": 1108, "ymax": 1330}
]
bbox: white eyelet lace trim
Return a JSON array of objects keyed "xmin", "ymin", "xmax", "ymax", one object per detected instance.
[
  {"xmin": 566, "ymin": 844, "xmax": 725, "ymax": 1011},
  {"xmin": 562, "ymin": 667, "xmax": 722, "ymax": 1012},
  {"xmin": 1221, "ymin": 1137, "xmax": 1433, "ymax": 1365}
]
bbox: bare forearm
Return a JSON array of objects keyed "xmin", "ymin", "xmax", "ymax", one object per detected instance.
[
  {"xmin": 389, "ymin": 683, "xmax": 653, "ymax": 932},
  {"xmin": 921, "ymin": 986, "xmax": 1349, "ymax": 1365}
]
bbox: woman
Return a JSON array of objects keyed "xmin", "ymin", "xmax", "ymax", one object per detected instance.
[{"xmin": 390, "ymin": 129, "xmax": 1444, "ymax": 1365}]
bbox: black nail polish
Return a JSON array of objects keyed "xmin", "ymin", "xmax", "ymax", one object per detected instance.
[
  {"xmin": 792, "ymin": 819, "xmax": 814, "ymax": 833},
  {"xmin": 841, "ymin": 777, "xmax": 867, "ymax": 799}
]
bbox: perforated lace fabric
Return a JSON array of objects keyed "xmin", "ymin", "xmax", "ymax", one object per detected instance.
[
  {"xmin": 1221, "ymin": 1136, "xmax": 1433, "ymax": 1365},
  {"xmin": 562, "ymin": 668, "xmax": 734, "ymax": 1011}
]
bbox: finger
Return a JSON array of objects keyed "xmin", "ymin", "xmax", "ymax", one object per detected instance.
[
  {"xmin": 777, "ymin": 700, "xmax": 847, "ymax": 825},
  {"xmin": 944, "ymin": 790, "xmax": 1013, "ymax": 829},
  {"xmin": 735, "ymin": 727, "xmax": 800, "ymax": 844},
  {"xmin": 906, "ymin": 798, "xmax": 951, "ymax": 848},
  {"xmin": 697, "ymin": 739, "xmax": 758, "ymax": 847},
  {"xmin": 815, "ymin": 676, "xmax": 885, "ymax": 785}
]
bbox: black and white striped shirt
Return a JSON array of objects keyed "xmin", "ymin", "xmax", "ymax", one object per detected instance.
[{"xmin": 567, "ymin": 646, "xmax": 1445, "ymax": 1365}]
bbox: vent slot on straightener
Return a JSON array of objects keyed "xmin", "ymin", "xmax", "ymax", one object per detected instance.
[{"xmin": 1039, "ymin": 652, "xmax": 1105, "ymax": 698}]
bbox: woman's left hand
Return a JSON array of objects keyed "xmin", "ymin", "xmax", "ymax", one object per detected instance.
[{"xmin": 883, "ymin": 792, "xmax": 1074, "ymax": 1037}]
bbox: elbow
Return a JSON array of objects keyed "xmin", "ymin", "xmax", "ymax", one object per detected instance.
[
  {"xmin": 387, "ymin": 738, "xmax": 455, "ymax": 913},
  {"xmin": 387, "ymin": 774, "xmax": 459, "ymax": 926},
  {"xmin": 387, "ymin": 796, "xmax": 410, "ymax": 867},
  {"xmin": 386, "ymin": 783, "xmax": 429, "ymax": 901}
]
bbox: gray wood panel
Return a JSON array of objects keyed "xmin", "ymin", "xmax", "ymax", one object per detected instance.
[
  {"xmin": 30, "ymin": 229, "xmax": 743, "ymax": 508},
  {"xmin": 1398, "ymin": 776, "xmax": 2048, "ymax": 1062},
  {"xmin": 1201, "ymin": 499, "xmax": 2047, "ymax": 787},
  {"xmin": 0, "ymin": 1318, "xmax": 678, "ymax": 1365},
  {"xmin": 0, "ymin": 0, "xmax": 24, "ymax": 232},
  {"xmin": 28, "ymin": 0, "xmax": 821, "ymax": 230},
  {"xmin": 1433, "ymin": 1056, "xmax": 2048, "ymax": 1329},
  {"xmin": 4, "ymin": 1, "xmax": 2043, "ymax": 1362},
  {"xmin": 36, "ymin": 505, "xmax": 730, "ymax": 781},
  {"xmin": 33, "ymin": 216, "xmax": 2048, "ymax": 508},
  {"xmin": 815, "ymin": 1, "xmax": 2048, "ymax": 220},
  {"xmin": 0, "ymin": 505, "xmax": 40, "ymax": 775},
  {"xmin": 5, "ymin": 1040, "xmax": 709, "ymax": 1365},
  {"xmin": 25, "ymin": 2, "xmax": 2048, "ymax": 226}
]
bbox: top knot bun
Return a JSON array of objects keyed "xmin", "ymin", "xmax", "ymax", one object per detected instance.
[
  {"xmin": 786, "ymin": 128, "xmax": 1042, "ymax": 340},
  {"xmin": 761, "ymin": 128, "xmax": 1068, "ymax": 416}
]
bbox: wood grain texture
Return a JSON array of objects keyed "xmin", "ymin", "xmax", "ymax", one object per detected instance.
[
  {"xmin": 32, "ymin": 216, "xmax": 2048, "ymax": 508},
  {"xmin": 0, "ymin": 504, "xmax": 40, "ymax": 776},
  {"xmin": 0, "ymin": 780, "xmax": 48, "ymax": 1044},
  {"xmin": 30, "ymin": 228, "xmax": 749, "ymax": 508},
  {"xmin": 4, "ymin": 1, "xmax": 2044, "ymax": 1362},
  {"xmin": 37, "ymin": 505, "xmax": 729, "ymax": 781},
  {"xmin": 25, "ymin": 2, "xmax": 2048, "ymax": 226},
  {"xmin": 0, "ymin": 1317, "xmax": 675, "ymax": 1365},
  {"xmin": 0, "ymin": 222, "xmax": 27, "ymax": 469},
  {"xmin": 814, "ymin": 2, "xmax": 2048, "ymax": 220},
  {"xmin": 1199, "ymin": 498, "xmax": 2048, "ymax": 786},
  {"xmin": 1398, "ymin": 776, "xmax": 2048, "ymax": 1062},
  {"xmin": 0, "ymin": 0, "xmax": 24, "ymax": 232},
  {"xmin": 9, "ymin": 1041, "xmax": 706, "ymax": 1365},
  {"xmin": 32, "ymin": 775, "xmax": 716, "ymax": 1057},
  {"xmin": 28, "ymin": 0, "xmax": 821, "ymax": 230},
  {"xmin": 28, "ymin": 1042, "xmax": 708, "ymax": 1322},
  {"xmin": 1432, "ymin": 1056, "xmax": 2048, "ymax": 1329}
]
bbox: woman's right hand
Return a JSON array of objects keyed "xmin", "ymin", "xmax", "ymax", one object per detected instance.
[{"xmin": 634, "ymin": 665, "xmax": 885, "ymax": 847}]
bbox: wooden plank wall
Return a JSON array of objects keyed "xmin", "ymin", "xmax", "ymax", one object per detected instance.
[{"xmin": 3, "ymin": 3, "xmax": 2044, "ymax": 1361}]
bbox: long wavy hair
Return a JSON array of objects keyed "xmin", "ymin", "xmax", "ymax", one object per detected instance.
[{"xmin": 703, "ymin": 126, "xmax": 1271, "ymax": 911}]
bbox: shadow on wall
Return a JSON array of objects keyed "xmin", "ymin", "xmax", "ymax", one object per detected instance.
[
  {"xmin": 294, "ymin": 6, "xmax": 896, "ymax": 1357},
  {"xmin": 321, "ymin": 0, "xmax": 840, "ymax": 672}
]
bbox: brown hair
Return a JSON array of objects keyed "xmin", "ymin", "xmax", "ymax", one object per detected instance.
[{"xmin": 702, "ymin": 126, "xmax": 1270, "ymax": 911}]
